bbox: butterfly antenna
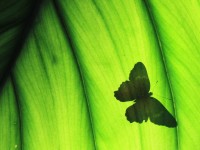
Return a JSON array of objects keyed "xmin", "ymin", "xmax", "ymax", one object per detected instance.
[
  {"xmin": 152, "ymin": 81, "xmax": 172, "ymax": 101},
  {"xmin": 154, "ymin": 94, "xmax": 173, "ymax": 101}
]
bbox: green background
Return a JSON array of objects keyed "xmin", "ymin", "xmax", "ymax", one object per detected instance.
[{"xmin": 0, "ymin": 0, "xmax": 200, "ymax": 149}]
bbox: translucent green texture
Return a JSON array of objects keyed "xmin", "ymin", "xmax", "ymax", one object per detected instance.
[
  {"xmin": 12, "ymin": 3, "xmax": 94, "ymax": 149},
  {"xmin": 0, "ymin": 0, "xmax": 200, "ymax": 150},
  {"xmin": 0, "ymin": 0, "xmax": 40, "ymax": 81},
  {"xmin": 0, "ymin": 80, "xmax": 20, "ymax": 150},
  {"xmin": 147, "ymin": 0, "xmax": 200, "ymax": 149}
]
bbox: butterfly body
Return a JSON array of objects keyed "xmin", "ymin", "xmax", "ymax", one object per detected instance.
[{"xmin": 114, "ymin": 62, "xmax": 177, "ymax": 127}]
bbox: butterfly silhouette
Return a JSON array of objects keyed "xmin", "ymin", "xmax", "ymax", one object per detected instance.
[{"xmin": 114, "ymin": 62, "xmax": 177, "ymax": 127}]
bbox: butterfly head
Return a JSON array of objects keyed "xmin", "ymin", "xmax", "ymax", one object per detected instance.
[{"xmin": 135, "ymin": 91, "xmax": 153, "ymax": 100}]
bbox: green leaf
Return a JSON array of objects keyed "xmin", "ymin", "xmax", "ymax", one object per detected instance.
[
  {"xmin": 11, "ymin": 3, "xmax": 95, "ymax": 149},
  {"xmin": 0, "ymin": 79, "xmax": 20, "ymax": 150},
  {"xmin": 0, "ymin": 0, "xmax": 200, "ymax": 149},
  {"xmin": 0, "ymin": 0, "xmax": 42, "ymax": 88}
]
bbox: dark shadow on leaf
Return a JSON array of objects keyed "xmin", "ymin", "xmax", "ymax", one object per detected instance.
[{"xmin": 0, "ymin": 0, "xmax": 45, "ymax": 93}]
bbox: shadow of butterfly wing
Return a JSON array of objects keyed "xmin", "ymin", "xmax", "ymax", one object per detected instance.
[
  {"xmin": 114, "ymin": 81, "xmax": 137, "ymax": 101},
  {"xmin": 147, "ymin": 97, "xmax": 177, "ymax": 127},
  {"xmin": 125, "ymin": 98, "xmax": 177, "ymax": 127},
  {"xmin": 114, "ymin": 62, "xmax": 150, "ymax": 101},
  {"xmin": 125, "ymin": 100, "xmax": 148, "ymax": 123},
  {"xmin": 129, "ymin": 62, "xmax": 150, "ymax": 98},
  {"xmin": 129, "ymin": 62, "xmax": 149, "ymax": 82}
]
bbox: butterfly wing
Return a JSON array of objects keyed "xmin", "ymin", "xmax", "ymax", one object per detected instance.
[
  {"xmin": 114, "ymin": 62, "xmax": 150, "ymax": 101},
  {"xmin": 125, "ymin": 101, "xmax": 148, "ymax": 123},
  {"xmin": 114, "ymin": 81, "xmax": 137, "ymax": 101},
  {"xmin": 146, "ymin": 97, "xmax": 177, "ymax": 127},
  {"xmin": 129, "ymin": 62, "xmax": 150, "ymax": 98},
  {"xmin": 129, "ymin": 62, "xmax": 149, "ymax": 82}
]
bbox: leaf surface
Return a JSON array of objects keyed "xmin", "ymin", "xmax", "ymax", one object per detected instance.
[{"xmin": 0, "ymin": 0, "xmax": 200, "ymax": 150}]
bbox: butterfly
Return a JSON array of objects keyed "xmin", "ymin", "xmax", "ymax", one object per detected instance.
[{"xmin": 114, "ymin": 62, "xmax": 177, "ymax": 127}]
